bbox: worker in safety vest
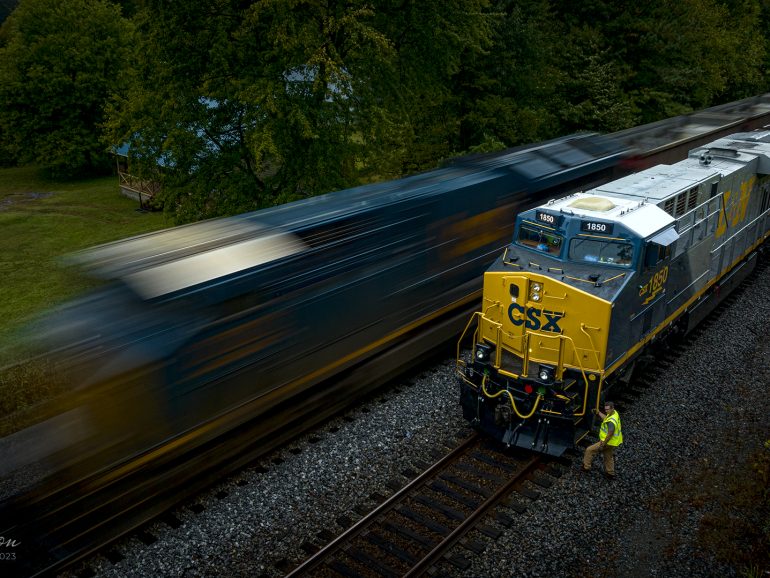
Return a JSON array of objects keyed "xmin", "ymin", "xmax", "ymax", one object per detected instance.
[{"xmin": 582, "ymin": 400, "xmax": 623, "ymax": 480}]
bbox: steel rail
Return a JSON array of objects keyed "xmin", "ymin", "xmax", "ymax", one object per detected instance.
[
  {"xmin": 404, "ymin": 455, "xmax": 541, "ymax": 577},
  {"xmin": 284, "ymin": 433, "xmax": 481, "ymax": 578},
  {"xmin": 284, "ymin": 433, "xmax": 545, "ymax": 578}
]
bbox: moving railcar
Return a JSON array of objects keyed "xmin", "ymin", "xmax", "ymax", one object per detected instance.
[
  {"xmin": 457, "ymin": 130, "xmax": 770, "ymax": 456},
  {"xmin": 38, "ymin": 133, "xmax": 626, "ymax": 464}
]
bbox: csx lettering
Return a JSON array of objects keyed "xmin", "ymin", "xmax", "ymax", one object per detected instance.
[
  {"xmin": 507, "ymin": 303, "xmax": 563, "ymax": 332},
  {"xmin": 716, "ymin": 177, "xmax": 755, "ymax": 239},
  {"xmin": 639, "ymin": 265, "xmax": 669, "ymax": 304}
]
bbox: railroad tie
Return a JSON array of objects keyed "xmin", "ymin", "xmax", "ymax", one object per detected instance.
[
  {"xmin": 413, "ymin": 494, "xmax": 465, "ymax": 521},
  {"xmin": 429, "ymin": 480, "xmax": 481, "ymax": 509},
  {"xmin": 471, "ymin": 451, "xmax": 517, "ymax": 473},
  {"xmin": 397, "ymin": 505, "xmax": 452, "ymax": 536},
  {"xmin": 327, "ymin": 558, "xmax": 363, "ymax": 578},
  {"xmin": 381, "ymin": 520, "xmax": 439, "ymax": 550},
  {"xmin": 345, "ymin": 547, "xmax": 401, "ymax": 578},
  {"xmin": 364, "ymin": 531, "xmax": 418, "ymax": 564},
  {"xmin": 530, "ymin": 473, "xmax": 553, "ymax": 488},
  {"xmin": 439, "ymin": 474, "xmax": 493, "ymax": 498},
  {"xmin": 453, "ymin": 463, "xmax": 508, "ymax": 484}
]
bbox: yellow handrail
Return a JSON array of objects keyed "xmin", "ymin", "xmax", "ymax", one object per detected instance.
[
  {"xmin": 517, "ymin": 328, "xmax": 601, "ymax": 417},
  {"xmin": 457, "ymin": 311, "xmax": 602, "ymax": 420}
]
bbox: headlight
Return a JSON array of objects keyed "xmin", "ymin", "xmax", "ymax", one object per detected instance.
[
  {"xmin": 475, "ymin": 343, "xmax": 494, "ymax": 362},
  {"xmin": 530, "ymin": 283, "xmax": 543, "ymax": 302},
  {"xmin": 538, "ymin": 364, "xmax": 554, "ymax": 383}
]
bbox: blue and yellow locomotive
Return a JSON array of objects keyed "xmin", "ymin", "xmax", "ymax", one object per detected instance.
[{"xmin": 457, "ymin": 130, "xmax": 770, "ymax": 456}]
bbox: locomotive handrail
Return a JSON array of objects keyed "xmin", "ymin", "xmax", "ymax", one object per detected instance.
[
  {"xmin": 563, "ymin": 272, "xmax": 626, "ymax": 285},
  {"xmin": 712, "ymin": 209, "xmax": 768, "ymax": 253},
  {"xmin": 602, "ymin": 272, "xmax": 627, "ymax": 284},
  {"xmin": 502, "ymin": 246, "xmax": 523, "ymax": 267},
  {"xmin": 543, "ymin": 290, "xmax": 568, "ymax": 300},
  {"xmin": 576, "ymin": 323, "xmax": 604, "ymax": 416},
  {"xmin": 456, "ymin": 309, "xmax": 500, "ymax": 369},
  {"xmin": 519, "ymin": 327, "xmax": 599, "ymax": 417},
  {"xmin": 494, "ymin": 321, "xmax": 504, "ymax": 368},
  {"xmin": 563, "ymin": 274, "xmax": 602, "ymax": 285},
  {"xmin": 496, "ymin": 321, "xmax": 600, "ymax": 417},
  {"xmin": 460, "ymin": 299, "xmax": 603, "ymax": 420},
  {"xmin": 455, "ymin": 312, "xmax": 479, "ymax": 369}
]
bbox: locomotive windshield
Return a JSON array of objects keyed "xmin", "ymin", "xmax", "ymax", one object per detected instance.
[
  {"xmin": 516, "ymin": 225, "xmax": 563, "ymax": 256},
  {"xmin": 568, "ymin": 237, "xmax": 634, "ymax": 267}
]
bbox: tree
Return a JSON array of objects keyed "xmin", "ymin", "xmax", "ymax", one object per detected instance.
[
  {"xmin": 104, "ymin": 0, "xmax": 398, "ymax": 221},
  {"xmin": 452, "ymin": 0, "xmax": 564, "ymax": 152},
  {"xmin": 105, "ymin": 0, "xmax": 494, "ymax": 222},
  {"xmin": 365, "ymin": 0, "xmax": 494, "ymax": 171},
  {"xmin": 552, "ymin": 0, "xmax": 769, "ymax": 126},
  {"xmin": 0, "ymin": 0, "xmax": 135, "ymax": 177}
]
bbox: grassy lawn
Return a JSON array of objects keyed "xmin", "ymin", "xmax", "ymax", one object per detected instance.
[
  {"xmin": 0, "ymin": 166, "xmax": 170, "ymax": 432},
  {"xmin": 0, "ymin": 166, "xmax": 170, "ymax": 360}
]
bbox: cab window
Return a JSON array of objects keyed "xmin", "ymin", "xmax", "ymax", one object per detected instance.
[
  {"xmin": 644, "ymin": 243, "xmax": 670, "ymax": 268},
  {"xmin": 568, "ymin": 238, "xmax": 634, "ymax": 267},
  {"xmin": 516, "ymin": 226, "xmax": 563, "ymax": 256}
]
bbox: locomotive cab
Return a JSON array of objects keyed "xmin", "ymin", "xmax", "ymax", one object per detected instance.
[{"xmin": 457, "ymin": 192, "xmax": 677, "ymax": 456}]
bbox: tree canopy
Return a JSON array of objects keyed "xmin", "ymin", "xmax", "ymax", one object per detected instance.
[
  {"xmin": 0, "ymin": 0, "xmax": 134, "ymax": 177},
  {"xmin": 0, "ymin": 0, "xmax": 768, "ymax": 218}
]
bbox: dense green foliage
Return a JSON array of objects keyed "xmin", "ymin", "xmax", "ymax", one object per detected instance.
[
  {"xmin": 0, "ymin": 0, "xmax": 135, "ymax": 177},
  {"xmin": 1, "ymin": 0, "xmax": 769, "ymax": 219}
]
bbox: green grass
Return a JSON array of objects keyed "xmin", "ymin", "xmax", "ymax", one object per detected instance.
[{"xmin": 0, "ymin": 165, "xmax": 169, "ymax": 380}]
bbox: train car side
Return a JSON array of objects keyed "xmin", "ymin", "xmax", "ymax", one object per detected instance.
[{"xmin": 37, "ymin": 133, "xmax": 626, "ymax": 465}]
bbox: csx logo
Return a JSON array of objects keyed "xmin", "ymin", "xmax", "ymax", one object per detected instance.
[
  {"xmin": 507, "ymin": 303, "xmax": 564, "ymax": 332},
  {"xmin": 639, "ymin": 265, "xmax": 669, "ymax": 305}
]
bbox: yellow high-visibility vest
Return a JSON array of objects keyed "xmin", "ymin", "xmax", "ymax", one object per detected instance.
[{"xmin": 599, "ymin": 411, "xmax": 623, "ymax": 446}]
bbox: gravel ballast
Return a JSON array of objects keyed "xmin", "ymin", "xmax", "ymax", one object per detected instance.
[{"xmin": 69, "ymin": 261, "xmax": 770, "ymax": 578}]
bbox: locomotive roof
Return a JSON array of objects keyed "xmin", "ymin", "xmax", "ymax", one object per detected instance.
[
  {"xmin": 64, "ymin": 218, "xmax": 311, "ymax": 299},
  {"xmin": 587, "ymin": 130, "xmax": 770, "ymax": 206},
  {"xmin": 537, "ymin": 192, "xmax": 674, "ymax": 239},
  {"xmin": 589, "ymin": 162, "xmax": 721, "ymax": 203},
  {"xmin": 250, "ymin": 132, "xmax": 625, "ymax": 229},
  {"xmin": 689, "ymin": 129, "xmax": 770, "ymax": 174}
]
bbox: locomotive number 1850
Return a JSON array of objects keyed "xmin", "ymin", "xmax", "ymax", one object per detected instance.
[
  {"xmin": 580, "ymin": 220, "xmax": 613, "ymax": 234},
  {"xmin": 536, "ymin": 211, "xmax": 557, "ymax": 225}
]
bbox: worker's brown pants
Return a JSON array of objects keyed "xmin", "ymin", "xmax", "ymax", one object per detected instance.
[{"xmin": 583, "ymin": 441, "xmax": 616, "ymax": 475}]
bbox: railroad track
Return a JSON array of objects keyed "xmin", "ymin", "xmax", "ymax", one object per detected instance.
[
  {"xmin": 0, "ymin": 312, "xmax": 464, "ymax": 578},
  {"xmin": 284, "ymin": 433, "xmax": 564, "ymax": 578},
  {"xmin": 5, "ymin": 255, "xmax": 765, "ymax": 577}
]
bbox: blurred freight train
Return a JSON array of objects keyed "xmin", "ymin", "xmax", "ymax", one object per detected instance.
[
  {"xmin": 34, "ymin": 133, "xmax": 626, "ymax": 467},
  {"xmin": 18, "ymin": 93, "xmax": 770, "ymax": 473},
  {"xmin": 457, "ymin": 130, "xmax": 770, "ymax": 456}
]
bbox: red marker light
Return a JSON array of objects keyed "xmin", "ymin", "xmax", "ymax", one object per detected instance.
[{"xmin": 524, "ymin": 384, "xmax": 534, "ymax": 394}]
